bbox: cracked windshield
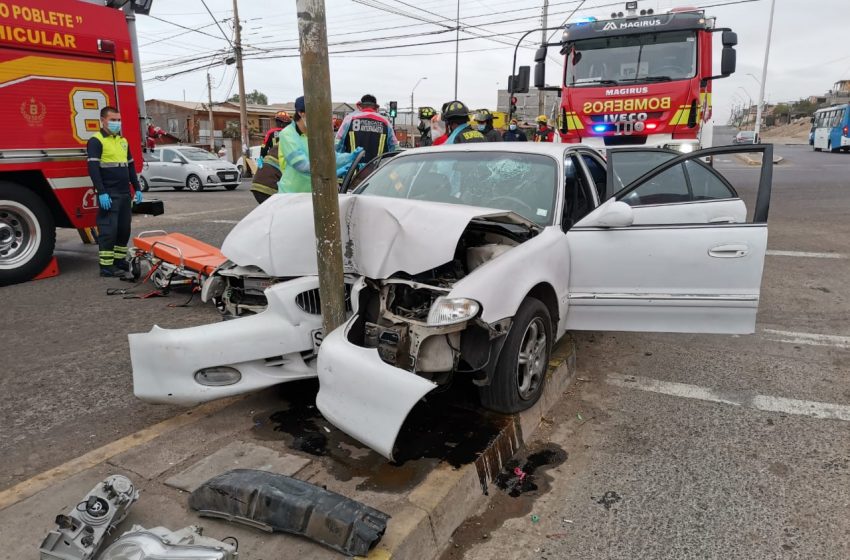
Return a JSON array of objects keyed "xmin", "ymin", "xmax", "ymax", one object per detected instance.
[{"xmin": 357, "ymin": 152, "xmax": 558, "ymax": 226}]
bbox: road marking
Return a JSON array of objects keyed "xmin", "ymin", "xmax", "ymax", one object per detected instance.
[
  {"xmin": 0, "ymin": 397, "xmax": 238, "ymax": 512},
  {"xmin": 204, "ymin": 219, "xmax": 239, "ymax": 224},
  {"xmin": 766, "ymin": 250, "xmax": 846, "ymax": 259},
  {"xmin": 762, "ymin": 329, "xmax": 850, "ymax": 350},
  {"xmin": 607, "ymin": 373, "xmax": 850, "ymax": 422}
]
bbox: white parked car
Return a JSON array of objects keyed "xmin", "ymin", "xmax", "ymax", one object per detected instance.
[
  {"xmin": 140, "ymin": 146, "xmax": 241, "ymax": 192},
  {"xmin": 131, "ymin": 143, "xmax": 773, "ymax": 460}
]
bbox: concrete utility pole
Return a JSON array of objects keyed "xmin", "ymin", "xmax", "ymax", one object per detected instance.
[
  {"xmin": 232, "ymin": 0, "xmax": 249, "ymax": 157},
  {"xmin": 754, "ymin": 0, "xmax": 775, "ymax": 143},
  {"xmin": 122, "ymin": 3, "xmax": 146, "ymax": 151},
  {"xmin": 207, "ymin": 72, "xmax": 216, "ymax": 151},
  {"xmin": 538, "ymin": 0, "xmax": 548, "ymax": 118},
  {"xmin": 296, "ymin": 0, "xmax": 347, "ymax": 334}
]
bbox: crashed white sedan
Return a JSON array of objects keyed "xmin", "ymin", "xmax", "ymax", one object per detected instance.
[{"xmin": 131, "ymin": 142, "xmax": 773, "ymax": 460}]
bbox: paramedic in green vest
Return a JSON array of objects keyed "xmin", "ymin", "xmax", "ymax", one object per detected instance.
[
  {"xmin": 86, "ymin": 106, "xmax": 142, "ymax": 277},
  {"xmin": 278, "ymin": 96, "xmax": 362, "ymax": 194}
]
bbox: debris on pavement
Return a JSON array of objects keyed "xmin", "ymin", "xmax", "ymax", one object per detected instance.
[
  {"xmin": 188, "ymin": 469, "xmax": 390, "ymax": 556},
  {"xmin": 99, "ymin": 525, "xmax": 237, "ymax": 560},
  {"xmin": 39, "ymin": 474, "xmax": 138, "ymax": 560}
]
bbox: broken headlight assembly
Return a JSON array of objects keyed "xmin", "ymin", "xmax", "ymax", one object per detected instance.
[
  {"xmin": 99, "ymin": 527, "xmax": 237, "ymax": 560},
  {"xmin": 427, "ymin": 297, "xmax": 480, "ymax": 326}
]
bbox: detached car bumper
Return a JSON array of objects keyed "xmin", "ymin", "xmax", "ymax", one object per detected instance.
[
  {"xmin": 130, "ymin": 277, "xmax": 324, "ymax": 405},
  {"xmin": 316, "ymin": 316, "xmax": 438, "ymax": 460}
]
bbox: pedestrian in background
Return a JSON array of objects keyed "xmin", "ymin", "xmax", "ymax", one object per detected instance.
[
  {"xmin": 278, "ymin": 95, "xmax": 361, "ymax": 193},
  {"xmin": 86, "ymin": 106, "xmax": 142, "ymax": 277},
  {"xmin": 217, "ymin": 145, "xmax": 227, "ymax": 159},
  {"xmin": 503, "ymin": 118, "xmax": 527, "ymax": 142}
]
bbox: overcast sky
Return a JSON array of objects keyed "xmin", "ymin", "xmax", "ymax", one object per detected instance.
[{"xmin": 137, "ymin": 0, "xmax": 850, "ymax": 124}]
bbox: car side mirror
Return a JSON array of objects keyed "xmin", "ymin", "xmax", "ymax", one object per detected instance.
[{"xmin": 579, "ymin": 200, "xmax": 634, "ymax": 228}]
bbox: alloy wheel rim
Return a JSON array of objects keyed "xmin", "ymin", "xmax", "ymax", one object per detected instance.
[
  {"xmin": 516, "ymin": 317, "xmax": 547, "ymax": 400},
  {"xmin": 0, "ymin": 202, "xmax": 39, "ymax": 269}
]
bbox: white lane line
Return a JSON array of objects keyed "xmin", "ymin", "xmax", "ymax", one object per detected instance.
[
  {"xmin": 762, "ymin": 329, "xmax": 850, "ymax": 350},
  {"xmin": 766, "ymin": 250, "xmax": 846, "ymax": 259},
  {"xmin": 607, "ymin": 373, "xmax": 850, "ymax": 422},
  {"xmin": 204, "ymin": 219, "xmax": 239, "ymax": 224}
]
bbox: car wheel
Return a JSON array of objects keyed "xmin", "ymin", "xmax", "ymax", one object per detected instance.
[
  {"xmin": 140, "ymin": 177, "xmax": 149, "ymax": 192},
  {"xmin": 224, "ymin": 184, "xmax": 239, "ymax": 191},
  {"xmin": 186, "ymin": 174, "xmax": 204, "ymax": 192},
  {"xmin": 479, "ymin": 297, "xmax": 552, "ymax": 414},
  {"xmin": 0, "ymin": 181, "xmax": 56, "ymax": 286}
]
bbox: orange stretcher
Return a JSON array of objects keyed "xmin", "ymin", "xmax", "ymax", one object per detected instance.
[{"xmin": 130, "ymin": 230, "xmax": 227, "ymax": 289}]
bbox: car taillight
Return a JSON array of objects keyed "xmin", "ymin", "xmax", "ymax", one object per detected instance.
[{"xmin": 843, "ymin": 125, "xmax": 848, "ymax": 136}]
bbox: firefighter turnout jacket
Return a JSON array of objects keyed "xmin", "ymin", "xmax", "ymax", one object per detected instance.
[
  {"xmin": 447, "ymin": 123, "xmax": 486, "ymax": 144},
  {"xmin": 335, "ymin": 108, "xmax": 398, "ymax": 162},
  {"xmin": 86, "ymin": 130, "xmax": 141, "ymax": 195}
]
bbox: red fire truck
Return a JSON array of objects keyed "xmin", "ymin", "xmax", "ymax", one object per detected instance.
[
  {"xmin": 534, "ymin": 3, "xmax": 737, "ymax": 152},
  {"xmin": 0, "ymin": 0, "xmax": 141, "ymax": 285}
]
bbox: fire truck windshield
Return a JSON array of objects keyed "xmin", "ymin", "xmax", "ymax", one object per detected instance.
[{"xmin": 565, "ymin": 30, "xmax": 697, "ymax": 86}]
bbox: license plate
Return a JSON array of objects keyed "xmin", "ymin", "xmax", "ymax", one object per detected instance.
[{"xmin": 224, "ymin": 173, "xmax": 236, "ymax": 181}]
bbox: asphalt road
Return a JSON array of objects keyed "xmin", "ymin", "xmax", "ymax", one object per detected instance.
[
  {"xmin": 3, "ymin": 139, "xmax": 849, "ymax": 557},
  {"xmin": 458, "ymin": 138, "xmax": 850, "ymax": 558}
]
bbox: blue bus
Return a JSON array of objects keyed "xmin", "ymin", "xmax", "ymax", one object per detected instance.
[{"xmin": 812, "ymin": 104, "xmax": 850, "ymax": 152}]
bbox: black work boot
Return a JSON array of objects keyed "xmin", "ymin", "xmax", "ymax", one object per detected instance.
[
  {"xmin": 114, "ymin": 259, "xmax": 130, "ymax": 272},
  {"xmin": 100, "ymin": 265, "xmax": 122, "ymax": 277}
]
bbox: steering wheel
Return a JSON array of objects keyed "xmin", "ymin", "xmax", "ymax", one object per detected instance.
[{"xmin": 489, "ymin": 195, "xmax": 534, "ymax": 216}]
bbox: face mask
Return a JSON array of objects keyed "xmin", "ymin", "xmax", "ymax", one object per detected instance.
[
  {"xmin": 107, "ymin": 121, "xmax": 121, "ymax": 134},
  {"xmin": 509, "ymin": 124, "xmax": 517, "ymax": 131},
  {"xmin": 477, "ymin": 124, "xmax": 486, "ymax": 132}
]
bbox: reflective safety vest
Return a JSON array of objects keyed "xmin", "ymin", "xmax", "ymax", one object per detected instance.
[
  {"xmin": 447, "ymin": 123, "xmax": 486, "ymax": 144},
  {"xmin": 92, "ymin": 131, "xmax": 130, "ymax": 166}
]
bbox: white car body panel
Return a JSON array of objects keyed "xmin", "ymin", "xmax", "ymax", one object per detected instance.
[
  {"xmin": 631, "ymin": 199, "xmax": 747, "ymax": 225},
  {"xmin": 316, "ymin": 318, "xmax": 437, "ymax": 461},
  {"xmin": 130, "ymin": 277, "xmax": 322, "ymax": 405},
  {"xmin": 221, "ymin": 193, "xmax": 532, "ymax": 279}
]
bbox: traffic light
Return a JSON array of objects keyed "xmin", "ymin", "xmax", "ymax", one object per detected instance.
[
  {"xmin": 510, "ymin": 96, "xmax": 518, "ymax": 116},
  {"xmin": 388, "ymin": 101, "xmax": 398, "ymax": 120}
]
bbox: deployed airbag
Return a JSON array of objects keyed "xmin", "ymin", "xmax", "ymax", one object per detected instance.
[{"xmin": 188, "ymin": 469, "xmax": 390, "ymax": 556}]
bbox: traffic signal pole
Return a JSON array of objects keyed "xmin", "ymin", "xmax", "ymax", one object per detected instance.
[{"xmin": 296, "ymin": 0, "xmax": 347, "ymax": 335}]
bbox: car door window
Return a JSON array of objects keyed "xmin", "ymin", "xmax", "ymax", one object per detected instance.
[
  {"xmin": 622, "ymin": 162, "xmax": 689, "ymax": 206},
  {"xmin": 608, "ymin": 150, "xmax": 678, "ymax": 197},
  {"xmin": 162, "ymin": 148, "xmax": 179, "ymax": 163},
  {"xmin": 580, "ymin": 152, "xmax": 607, "ymax": 201},
  {"xmin": 685, "ymin": 160, "xmax": 736, "ymax": 200},
  {"xmin": 563, "ymin": 155, "xmax": 594, "ymax": 229}
]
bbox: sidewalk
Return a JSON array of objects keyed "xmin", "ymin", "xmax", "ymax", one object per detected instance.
[{"xmin": 1, "ymin": 339, "xmax": 576, "ymax": 560}]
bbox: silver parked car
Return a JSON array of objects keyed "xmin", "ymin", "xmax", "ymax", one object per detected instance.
[{"xmin": 140, "ymin": 146, "xmax": 241, "ymax": 192}]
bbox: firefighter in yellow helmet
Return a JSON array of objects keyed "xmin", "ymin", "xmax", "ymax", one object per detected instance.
[{"xmin": 533, "ymin": 115, "xmax": 556, "ymax": 142}]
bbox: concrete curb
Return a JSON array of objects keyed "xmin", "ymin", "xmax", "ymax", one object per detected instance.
[
  {"xmin": 736, "ymin": 153, "xmax": 785, "ymax": 166},
  {"xmin": 364, "ymin": 336, "xmax": 577, "ymax": 560}
]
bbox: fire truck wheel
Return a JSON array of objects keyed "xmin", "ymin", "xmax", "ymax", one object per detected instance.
[
  {"xmin": 186, "ymin": 174, "xmax": 204, "ymax": 192},
  {"xmin": 0, "ymin": 182, "xmax": 56, "ymax": 286}
]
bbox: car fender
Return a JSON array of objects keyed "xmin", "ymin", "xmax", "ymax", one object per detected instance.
[{"xmin": 447, "ymin": 227, "xmax": 569, "ymax": 338}]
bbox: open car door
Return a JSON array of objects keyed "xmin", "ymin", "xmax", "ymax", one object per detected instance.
[{"xmin": 565, "ymin": 145, "xmax": 773, "ymax": 335}]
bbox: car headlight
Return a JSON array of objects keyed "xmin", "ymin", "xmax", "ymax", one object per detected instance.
[
  {"xmin": 427, "ymin": 297, "xmax": 480, "ymax": 326},
  {"xmin": 100, "ymin": 531, "xmax": 234, "ymax": 560},
  {"xmin": 664, "ymin": 143, "xmax": 696, "ymax": 153}
]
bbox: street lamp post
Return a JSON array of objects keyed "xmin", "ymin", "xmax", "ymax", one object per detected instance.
[
  {"xmin": 753, "ymin": 0, "xmax": 776, "ymax": 144},
  {"xmin": 411, "ymin": 76, "xmax": 427, "ymax": 127}
]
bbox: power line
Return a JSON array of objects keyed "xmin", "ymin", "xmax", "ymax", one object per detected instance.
[
  {"xmin": 146, "ymin": 14, "xmax": 232, "ymax": 43},
  {"xmin": 199, "ymin": 0, "xmax": 235, "ymax": 47}
]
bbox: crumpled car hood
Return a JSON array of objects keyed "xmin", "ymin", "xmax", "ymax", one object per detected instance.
[{"xmin": 222, "ymin": 193, "xmax": 534, "ymax": 279}]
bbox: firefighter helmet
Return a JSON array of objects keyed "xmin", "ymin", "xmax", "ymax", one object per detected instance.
[
  {"xmin": 443, "ymin": 100, "xmax": 471, "ymax": 119},
  {"xmin": 275, "ymin": 111, "xmax": 292, "ymax": 125},
  {"xmin": 474, "ymin": 109, "xmax": 493, "ymax": 122},
  {"xmin": 418, "ymin": 106, "xmax": 436, "ymax": 119},
  {"xmin": 536, "ymin": 114, "xmax": 548, "ymax": 124}
]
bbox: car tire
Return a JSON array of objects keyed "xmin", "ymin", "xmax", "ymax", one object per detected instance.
[
  {"xmin": 140, "ymin": 177, "xmax": 149, "ymax": 192},
  {"xmin": 479, "ymin": 297, "xmax": 552, "ymax": 414},
  {"xmin": 0, "ymin": 181, "xmax": 56, "ymax": 286},
  {"xmin": 186, "ymin": 174, "xmax": 204, "ymax": 192},
  {"xmin": 173, "ymin": 186, "xmax": 185, "ymax": 191},
  {"xmin": 224, "ymin": 184, "xmax": 239, "ymax": 191}
]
